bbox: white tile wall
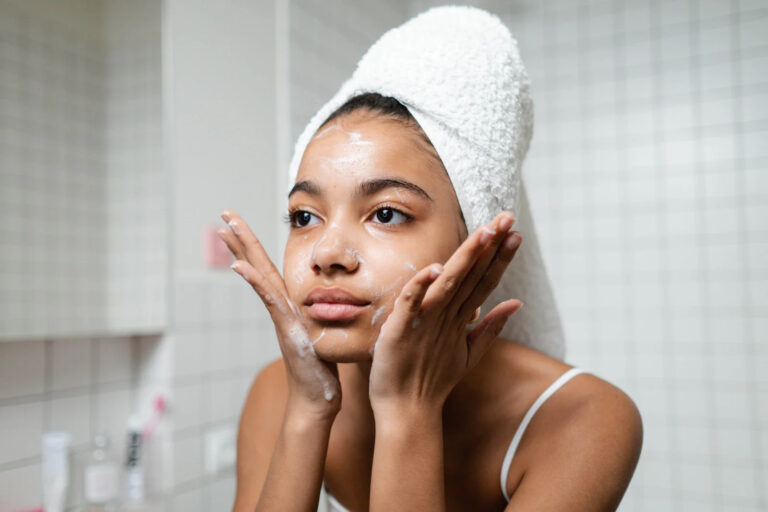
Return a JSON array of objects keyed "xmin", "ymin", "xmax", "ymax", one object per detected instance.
[
  {"xmin": 0, "ymin": 335, "xmax": 157, "ymax": 511},
  {"xmin": 162, "ymin": 0, "xmax": 282, "ymax": 507},
  {"xmin": 0, "ymin": 0, "xmax": 108, "ymax": 340},
  {"xmin": 0, "ymin": 0, "xmax": 166, "ymax": 341},
  {"xmin": 0, "ymin": 0, "xmax": 168, "ymax": 510},
  {"xmin": 104, "ymin": 0, "xmax": 167, "ymax": 334}
]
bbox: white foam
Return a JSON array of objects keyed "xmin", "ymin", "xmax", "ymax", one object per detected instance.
[
  {"xmin": 287, "ymin": 320, "xmax": 336, "ymax": 402},
  {"xmin": 371, "ymin": 305, "xmax": 387, "ymax": 325},
  {"xmin": 312, "ymin": 328, "xmax": 326, "ymax": 345}
]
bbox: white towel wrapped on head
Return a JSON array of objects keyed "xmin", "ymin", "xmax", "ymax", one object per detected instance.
[{"xmin": 288, "ymin": 5, "xmax": 566, "ymax": 360}]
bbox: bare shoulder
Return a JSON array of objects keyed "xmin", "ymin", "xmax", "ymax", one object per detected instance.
[
  {"xmin": 494, "ymin": 342, "xmax": 643, "ymax": 510},
  {"xmin": 240, "ymin": 357, "xmax": 289, "ymax": 428},
  {"xmin": 233, "ymin": 358, "xmax": 288, "ymax": 511}
]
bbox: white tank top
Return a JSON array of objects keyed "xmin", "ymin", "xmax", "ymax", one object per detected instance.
[{"xmin": 324, "ymin": 366, "xmax": 587, "ymax": 511}]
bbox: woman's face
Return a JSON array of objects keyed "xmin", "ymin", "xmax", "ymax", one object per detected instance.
[{"xmin": 283, "ymin": 110, "xmax": 467, "ymax": 362}]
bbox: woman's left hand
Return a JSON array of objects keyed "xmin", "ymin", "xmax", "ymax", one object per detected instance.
[{"xmin": 368, "ymin": 211, "xmax": 524, "ymax": 416}]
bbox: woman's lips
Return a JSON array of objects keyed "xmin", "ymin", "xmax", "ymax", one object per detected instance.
[{"xmin": 306, "ymin": 302, "xmax": 370, "ymax": 321}]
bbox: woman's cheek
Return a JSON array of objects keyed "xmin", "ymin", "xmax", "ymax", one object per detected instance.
[{"xmin": 283, "ymin": 246, "xmax": 312, "ymax": 295}]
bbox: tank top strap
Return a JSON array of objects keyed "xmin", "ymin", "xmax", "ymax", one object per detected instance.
[
  {"xmin": 499, "ymin": 366, "xmax": 588, "ymax": 502},
  {"xmin": 324, "ymin": 481, "xmax": 352, "ymax": 512}
]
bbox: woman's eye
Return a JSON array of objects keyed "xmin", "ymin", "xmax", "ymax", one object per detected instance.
[
  {"xmin": 291, "ymin": 210, "xmax": 320, "ymax": 227},
  {"xmin": 372, "ymin": 207, "xmax": 410, "ymax": 225}
]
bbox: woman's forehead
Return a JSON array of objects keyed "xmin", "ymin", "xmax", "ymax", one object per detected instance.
[{"xmin": 296, "ymin": 114, "xmax": 450, "ymax": 192}]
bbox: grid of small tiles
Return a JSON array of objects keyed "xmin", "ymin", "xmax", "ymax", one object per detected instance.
[
  {"xmin": 0, "ymin": 5, "xmax": 108, "ymax": 339},
  {"xmin": 409, "ymin": 0, "xmax": 768, "ymax": 510},
  {"xmin": 0, "ymin": 1, "xmax": 169, "ymax": 510},
  {"xmin": 104, "ymin": 0, "xmax": 167, "ymax": 333},
  {"xmin": 0, "ymin": 0, "xmax": 167, "ymax": 340}
]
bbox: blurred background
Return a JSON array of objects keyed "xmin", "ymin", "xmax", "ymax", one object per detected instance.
[{"xmin": 0, "ymin": 0, "xmax": 765, "ymax": 510}]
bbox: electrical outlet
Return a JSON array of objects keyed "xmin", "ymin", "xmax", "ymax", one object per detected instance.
[{"xmin": 204, "ymin": 424, "xmax": 237, "ymax": 475}]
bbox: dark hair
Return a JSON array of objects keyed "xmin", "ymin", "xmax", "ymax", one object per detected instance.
[{"xmin": 318, "ymin": 92, "xmax": 438, "ymax": 154}]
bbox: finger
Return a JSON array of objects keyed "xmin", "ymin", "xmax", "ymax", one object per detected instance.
[
  {"xmin": 465, "ymin": 299, "xmax": 523, "ymax": 370},
  {"xmin": 230, "ymin": 259, "xmax": 291, "ymax": 318},
  {"xmin": 380, "ymin": 264, "xmax": 443, "ymax": 339},
  {"xmin": 216, "ymin": 226, "xmax": 246, "ymax": 260},
  {"xmin": 447, "ymin": 212, "xmax": 516, "ymax": 320},
  {"xmin": 457, "ymin": 230, "xmax": 522, "ymax": 319},
  {"xmin": 397, "ymin": 263, "xmax": 444, "ymax": 316},
  {"xmin": 222, "ymin": 210, "xmax": 286, "ymax": 294},
  {"xmin": 421, "ymin": 212, "xmax": 510, "ymax": 310}
]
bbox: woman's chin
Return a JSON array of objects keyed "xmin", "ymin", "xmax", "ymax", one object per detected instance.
[{"xmin": 309, "ymin": 326, "xmax": 375, "ymax": 363}]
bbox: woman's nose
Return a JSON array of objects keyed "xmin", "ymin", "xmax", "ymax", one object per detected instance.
[{"xmin": 310, "ymin": 226, "xmax": 360, "ymax": 274}]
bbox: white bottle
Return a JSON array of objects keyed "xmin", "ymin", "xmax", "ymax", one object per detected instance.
[
  {"xmin": 41, "ymin": 431, "xmax": 71, "ymax": 512},
  {"xmin": 83, "ymin": 434, "xmax": 119, "ymax": 511}
]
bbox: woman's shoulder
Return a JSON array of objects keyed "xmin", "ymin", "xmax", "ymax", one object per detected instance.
[
  {"xmin": 486, "ymin": 339, "xmax": 642, "ymax": 440},
  {"xmin": 240, "ymin": 357, "xmax": 289, "ymax": 436},
  {"xmin": 484, "ymin": 338, "xmax": 636, "ymax": 409},
  {"xmin": 250, "ymin": 356, "xmax": 289, "ymax": 404},
  {"xmin": 234, "ymin": 357, "xmax": 288, "ymax": 510},
  {"xmin": 484, "ymin": 340, "xmax": 643, "ymax": 505}
]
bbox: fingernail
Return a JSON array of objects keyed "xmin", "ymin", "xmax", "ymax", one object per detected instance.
[
  {"xmin": 498, "ymin": 214, "xmax": 513, "ymax": 233},
  {"xmin": 505, "ymin": 232, "xmax": 521, "ymax": 249},
  {"xmin": 479, "ymin": 226, "xmax": 494, "ymax": 245},
  {"xmin": 228, "ymin": 220, "xmax": 239, "ymax": 235},
  {"xmin": 429, "ymin": 264, "xmax": 443, "ymax": 279},
  {"xmin": 230, "ymin": 261, "xmax": 240, "ymax": 271},
  {"xmin": 506, "ymin": 214, "xmax": 517, "ymax": 232},
  {"xmin": 221, "ymin": 210, "xmax": 231, "ymax": 221}
]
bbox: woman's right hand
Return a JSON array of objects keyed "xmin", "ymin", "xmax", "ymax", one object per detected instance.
[{"xmin": 217, "ymin": 210, "xmax": 341, "ymax": 420}]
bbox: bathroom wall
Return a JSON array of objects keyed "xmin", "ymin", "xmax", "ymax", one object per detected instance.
[
  {"xmin": 104, "ymin": 0, "xmax": 167, "ymax": 333},
  {"xmin": 0, "ymin": 0, "xmax": 166, "ymax": 341},
  {"xmin": 0, "ymin": 0, "xmax": 166, "ymax": 510},
  {"xmin": 0, "ymin": 0, "xmax": 108, "ymax": 339},
  {"xmin": 408, "ymin": 0, "xmax": 767, "ymax": 510},
  {"xmin": 162, "ymin": 0, "xmax": 280, "ymax": 509}
]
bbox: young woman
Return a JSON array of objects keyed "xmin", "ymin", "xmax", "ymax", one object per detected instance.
[{"xmin": 220, "ymin": 7, "xmax": 642, "ymax": 512}]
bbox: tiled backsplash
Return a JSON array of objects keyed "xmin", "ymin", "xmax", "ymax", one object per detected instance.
[
  {"xmin": 0, "ymin": 335, "xmax": 160, "ymax": 508},
  {"xmin": 0, "ymin": 0, "xmax": 166, "ymax": 341}
]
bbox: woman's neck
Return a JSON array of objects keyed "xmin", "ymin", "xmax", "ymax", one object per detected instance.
[
  {"xmin": 334, "ymin": 342, "xmax": 501, "ymax": 434},
  {"xmin": 337, "ymin": 360, "xmax": 377, "ymax": 436}
]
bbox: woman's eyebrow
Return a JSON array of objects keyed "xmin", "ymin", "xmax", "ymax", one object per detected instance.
[
  {"xmin": 288, "ymin": 177, "xmax": 434, "ymax": 202},
  {"xmin": 288, "ymin": 180, "xmax": 321, "ymax": 198},
  {"xmin": 357, "ymin": 177, "xmax": 433, "ymax": 202}
]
